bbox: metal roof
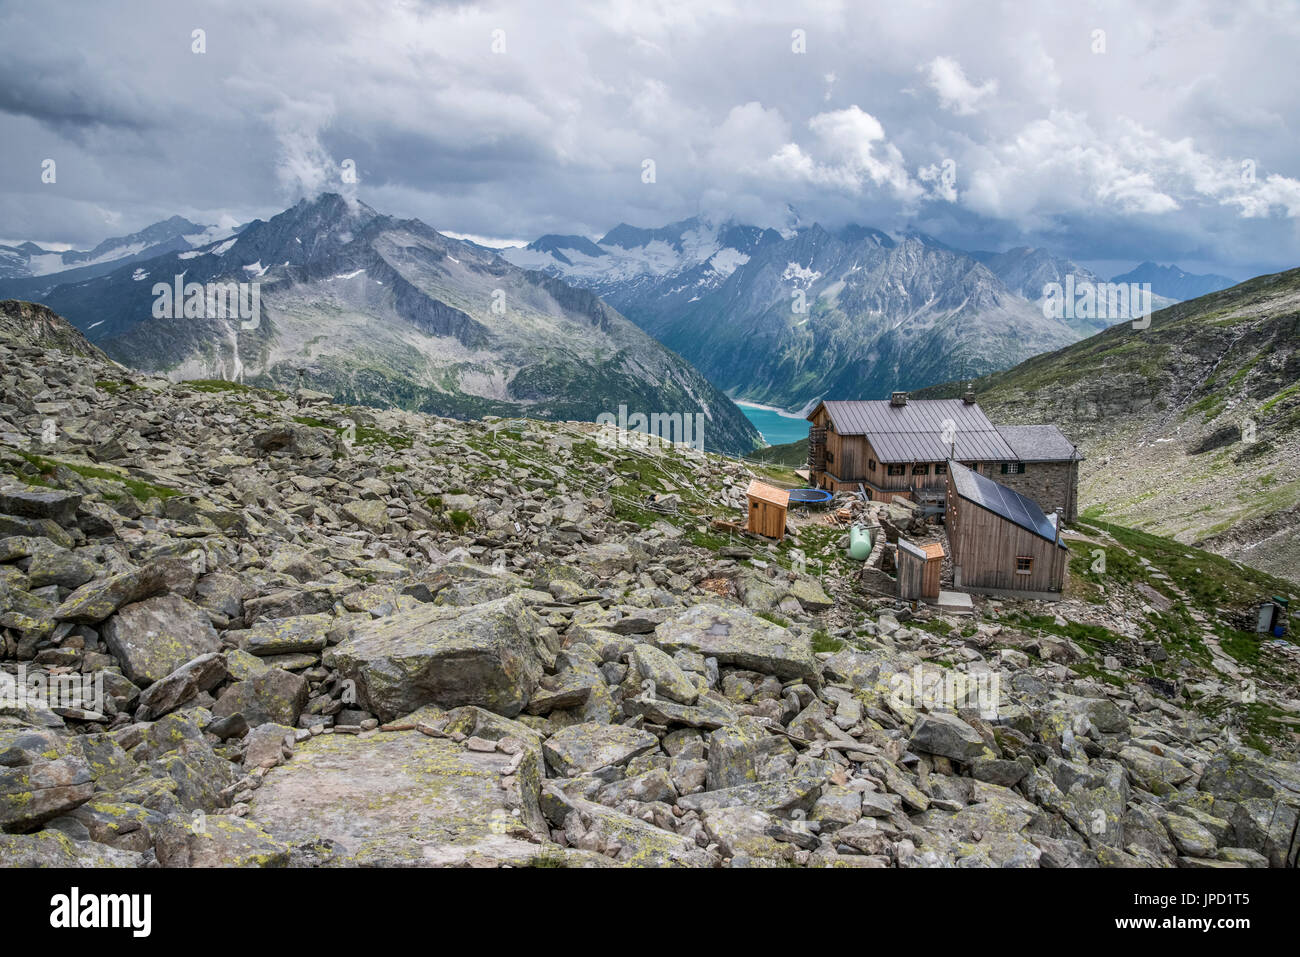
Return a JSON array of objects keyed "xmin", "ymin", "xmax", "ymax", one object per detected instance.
[
  {"xmin": 995, "ymin": 425, "xmax": 1083, "ymax": 462},
  {"xmin": 812, "ymin": 399, "xmax": 1017, "ymax": 463},
  {"xmin": 897, "ymin": 538, "xmax": 927, "ymax": 561},
  {"xmin": 947, "ymin": 460, "xmax": 1067, "ymax": 547}
]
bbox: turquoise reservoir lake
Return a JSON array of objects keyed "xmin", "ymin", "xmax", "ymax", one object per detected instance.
[{"xmin": 736, "ymin": 402, "xmax": 808, "ymax": 446}]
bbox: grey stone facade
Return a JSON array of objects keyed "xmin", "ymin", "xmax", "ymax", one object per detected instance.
[{"xmin": 992, "ymin": 461, "xmax": 1080, "ymax": 523}]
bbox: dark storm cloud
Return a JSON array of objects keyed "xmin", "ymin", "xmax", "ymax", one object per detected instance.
[{"xmin": 0, "ymin": 0, "xmax": 1296, "ymax": 277}]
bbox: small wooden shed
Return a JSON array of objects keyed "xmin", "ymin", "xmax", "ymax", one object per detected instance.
[
  {"xmin": 897, "ymin": 539, "xmax": 943, "ymax": 601},
  {"xmin": 746, "ymin": 480, "xmax": 790, "ymax": 540},
  {"xmin": 945, "ymin": 460, "xmax": 1067, "ymax": 598}
]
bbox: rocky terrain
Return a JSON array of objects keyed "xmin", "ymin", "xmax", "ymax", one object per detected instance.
[
  {"xmin": 1, "ymin": 307, "xmax": 1298, "ymax": 869},
  {"xmin": 917, "ymin": 268, "xmax": 1300, "ymax": 583}
]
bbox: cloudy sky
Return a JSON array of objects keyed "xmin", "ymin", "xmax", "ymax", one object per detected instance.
[{"xmin": 2, "ymin": 0, "xmax": 1297, "ymax": 278}]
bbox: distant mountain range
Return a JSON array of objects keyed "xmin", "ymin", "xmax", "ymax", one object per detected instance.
[
  {"xmin": 502, "ymin": 218, "xmax": 1237, "ymax": 410},
  {"xmin": 9, "ymin": 195, "xmax": 761, "ymax": 454},
  {"xmin": 5, "ymin": 202, "xmax": 1244, "ymax": 454},
  {"xmin": 0, "ymin": 217, "xmax": 243, "ymax": 295},
  {"xmin": 1110, "ymin": 261, "xmax": 1236, "ymax": 301}
]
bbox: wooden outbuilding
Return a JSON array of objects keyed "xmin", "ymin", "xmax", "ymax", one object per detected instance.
[
  {"xmin": 897, "ymin": 539, "xmax": 944, "ymax": 601},
  {"xmin": 745, "ymin": 480, "xmax": 789, "ymax": 540},
  {"xmin": 945, "ymin": 460, "xmax": 1068, "ymax": 599}
]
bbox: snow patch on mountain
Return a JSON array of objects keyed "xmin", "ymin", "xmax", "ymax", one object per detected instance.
[
  {"xmin": 707, "ymin": 247, "xmax": 750, "ymax": 279},
  {"xmin": 782, "ymin": 262, "xmax": 822, "ymax": 286}
]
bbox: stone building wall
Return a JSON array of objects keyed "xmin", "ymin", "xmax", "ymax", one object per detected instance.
[{"xmin": 993, "ymin": 461, "xmax": 1080, "ymax": 524}]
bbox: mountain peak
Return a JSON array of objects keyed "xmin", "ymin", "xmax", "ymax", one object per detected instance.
[
  {"xmin": 1110, "ymin": 261, "xmax": 1235, "ymax": 300},
  {"xmin": 289, "ymin": 192, "xmax": 378, "ymax": 223}
]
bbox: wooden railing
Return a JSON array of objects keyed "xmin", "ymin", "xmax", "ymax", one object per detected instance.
[{"xmin": 808, "ymin": 427, "xmax": 826, "ymax": 471}]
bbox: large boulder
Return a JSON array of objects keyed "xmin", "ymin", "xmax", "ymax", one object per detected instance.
[
  {"xmin": 26, "ymin": 545, "xmax": 100, "ymax": 589},
  {"xmin": 341, "ymin": 500, "xmax": 389, "ymax": 533},
  {"xmin": 675, "ymin": 771, "xmax": 826, "ymax": 815},
  {"xmin": 326, "ymin": 595, "xmax": 546, "ymax": 721},
  {"xmin": 543, "ymin": 723, "xmax": 659, "ymax": 776},
  {"xmin": 706, "ymin": 719, "xmax": 769, "ymax": 791},
  {"xmin": 1199, "ymin": 746, "xmax": 1300, "ymax": 805},
  {"xmin": 247, "ymin": 730, "xmax": 556, "ymax": 866},
  {"xmin": 1119, "ymin": 746, "xmax": 1194, "ymax": 793},
  {"xmin": 136, "ymin": 653, "xmax": 228, "ymax": 720},
  {"xmin": 1230, "ymin": 798, "xmax": 1298, "ymax": 867},
  {"xmin": 702, "ymin": 805, "xmax": 812, "ymax": 863},
  {"xmin": 154, "ymin": 814, "xmax": 290, "ymax": 867},
  {"xmin": 908, "ymin": 712, "xmax": 992, "ymax": 763},
  {"xmin": 53, "ymin": 564, "xmax": 169, "ymax": 624},
  {"xmin": 0, "ymin": 829, "xmax": 143, "ymax": 866},
  {"xmin": 0, "ymin": 486, "xmax": 82, "ymax": 525},
  {"xmin": 241, "ymin": 614, "xmax": 333, "ymax": 657},
  {"xmin": 578, "ymin": 543, "xmax": 635, "ymax": 577},
  {"xmin": 651, "ymin": 604, "xmax": 819, "ymax": 686},
  {"xmin": 0, "ymin": 753, "xmax": 94, "ymax": 831},
  {"xmin": 211, "ymin": 668, "xmax": 308, "ymax": 728},
  {"xmin": 629, "ymin": 643, "xmax": 698, "ymax": 705},
  {"xmin": 542, "ymin": 785, "xmax": 716, "ymax": 867},
  {"xmin": 102, "ymin": 594, "xmax": 222, "ymax": 686},
  {"xmin": 251, "ymin": 424, "xmax": 339, "ymax": 459}
]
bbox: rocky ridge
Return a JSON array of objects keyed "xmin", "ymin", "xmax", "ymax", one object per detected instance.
[{"xmin": 1, "ymin": 317, "xmax": 1298, "ymax": 868}]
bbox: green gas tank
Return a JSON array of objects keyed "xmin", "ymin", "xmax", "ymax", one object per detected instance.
[{"xmin": 848, "ymin": 524, "xmax": 872, "ymax": 561}]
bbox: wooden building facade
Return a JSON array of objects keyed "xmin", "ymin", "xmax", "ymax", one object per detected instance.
[
  {"xmin": 806, "ymin": 394, "xmax": 1082, "ymax": 521},
  {"xmin": 945, "ymin": 461, "xmax": 1068, "ymax": 599}
]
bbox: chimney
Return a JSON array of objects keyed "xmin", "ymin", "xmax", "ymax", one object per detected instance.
[
  {"xmin": 962, "ymin": 382, "xmax": 976, "ymax": 404},
  {"xmin": 890, "ymin": 391, "xmax": 908, "ymax": 407}
]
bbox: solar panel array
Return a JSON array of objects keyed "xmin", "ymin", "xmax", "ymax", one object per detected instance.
[
  {"xmin": 819, "ymin": 399, "xmax": 1017, "ymax": 463},
  {"xmin": 948, "ymin": 460, "xmax": 1061, "ymax": 544}
]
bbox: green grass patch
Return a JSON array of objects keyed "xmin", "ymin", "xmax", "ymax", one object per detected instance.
[
  {"xmin": 1260, "ymin": 381, "xmax": 1300, "ymax": 415},
  {"xmin": 95, "ymin": 379, "xmax": 140, "ymax": 395},
  {"xmin": 180, "ymin": 377, "xmax": 284, "ymax": 400},
  {"xmin": 1077, "ymin": 517, "xmax": 1294, "ymax": 615},
  {"xmin": 1015, "ymin": 612, "xmax": 1122, "ymax": 647},
  {"xmin": 16, "ymin": 451, "xmax": 181, "ymax": 502},
  {"xmin": 811, "ymin": 629, "xmax": 844, "ymax": 653},
  {"xmin": 292, "ymin": 416, "xmax": 413, "ymax": 451}
]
